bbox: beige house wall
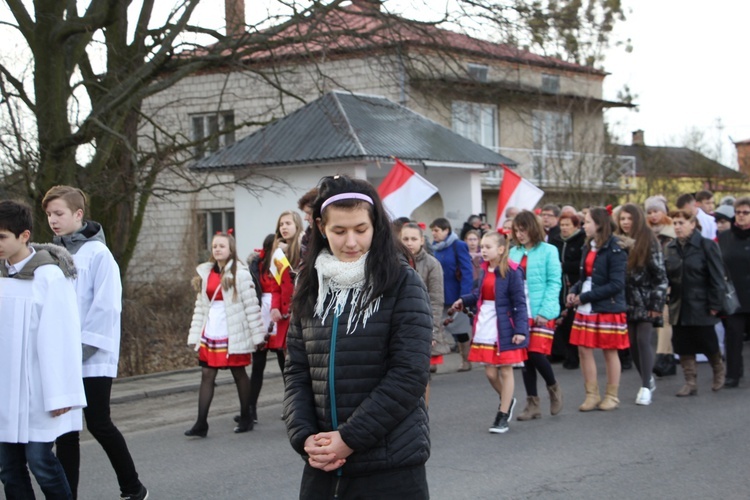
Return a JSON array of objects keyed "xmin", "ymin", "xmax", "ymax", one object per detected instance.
[{"xmin": 133, "ymin": 49, "xmax": 609, "ymax": 280}]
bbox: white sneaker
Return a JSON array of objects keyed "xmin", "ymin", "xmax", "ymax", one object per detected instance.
[
  {"xmin": 635, "ymin": 387, "xmax": 652, "ymax": 406},
  {"xmin": 649, "ymin": 376, "xmax": 657, "ymax": 393}
]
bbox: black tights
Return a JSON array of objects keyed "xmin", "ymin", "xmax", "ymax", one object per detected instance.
[
  {"xmin": 628, "ymin": 320, "xmax": 655, "ymax": 387},
  {"xmin": 196, "ymin": 366, "xmax": 251, "ymax": 425},
  {"xmin": 249, "ymin": 349, "xmax": 286, "ymax": 406},
  {"xmin": 522, "ymin": 352, "xmax": 557, "ymax": 397}
]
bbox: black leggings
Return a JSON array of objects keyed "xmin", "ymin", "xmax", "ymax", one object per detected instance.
[
  {"xmin": 249, "ymin": 349, "xmax": 286, "ymax": 406},
  {"xmin": 628, "ymin": 320, "xmax": 655, "ymax": 387},
  {"xmin": 522, "ymin": 352, "xmax": 557, "ymax": 397}
]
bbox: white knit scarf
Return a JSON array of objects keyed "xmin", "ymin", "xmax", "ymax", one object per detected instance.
[{"xmin": 314, "ymin": 250, "xmax": 381, "ymax": 334}]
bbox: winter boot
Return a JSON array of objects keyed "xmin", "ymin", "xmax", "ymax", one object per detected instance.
[
  {"xmin": 457, "ymin": 341, "xmax": 472, "ymax": 372},
  {"xmin": 675, "ymin": 355, "xmax": 698, "ymax": 397},
  {"xmin": 516, "ymin": 396, "xmax": 541, "ymax": 421},
  {"xmin": 547, "ymin": 383, "xmax": 563, "ymax": 416},
  {"xmin": 709, "ymin": 353, "xmax": 725, "ymax": 391},
  {"xmin": 579, "ymin": 381, "xmax": 601, "ymax": 412},
  {"xmin": 597, "ymin": 384, "xmax": 620, "ymax": 411}
]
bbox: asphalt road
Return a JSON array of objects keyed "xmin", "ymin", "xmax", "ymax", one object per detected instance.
[{"xmin": 12, "ymin": 351, "xmax": 750, "ymax": 499}]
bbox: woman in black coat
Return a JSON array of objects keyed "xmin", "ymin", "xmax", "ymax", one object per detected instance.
[
  {"xmin": 664, "ymin": 209, "xmax": 726, "ymax": 396},
  {"xmin": 284, "ymin": 175, "xmax": 433, "ymax": 499},
  {"xmin": 717, "ymin": 196, "xmax": 750, "ymax": 388},
  {"xmin": 552, "ymin": 212, "xmax": 585, "ymax": 369}
]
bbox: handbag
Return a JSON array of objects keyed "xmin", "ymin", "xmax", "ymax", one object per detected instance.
[
  {"xmin": 431, "ymin": 324, "xmax": 455, "ymax": 356},
  {"xmin": 719, "ymin": 277, "xmax": 740, "ymax": 317},
  {"xmin": 700, "ymin": 238, "xmax": 739, "ymax": 316}
]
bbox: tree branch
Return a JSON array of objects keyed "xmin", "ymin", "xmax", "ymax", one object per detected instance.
[
  {"xmin": 0, "ymin": 63, "xmax": 35, "ymax": 112},
  {"xmin": 4, "ymin": 0, "xmax": 35, "ymax": 42}
]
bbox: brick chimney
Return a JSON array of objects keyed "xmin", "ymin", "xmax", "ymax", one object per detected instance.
[
  {"xmin": 735, "ymin": 138, "xmax": 750, "ymax": 176},
  {"xmin": 351, "ymin": 0, "xmax": 382, "ymax": 11},
  {"xmin": 225, "ymin": 0, "xmax": 246, "ymax": 38},
  {"xmin": 632, "ymin": 129, "xmax": 644, "ymax": 146}
]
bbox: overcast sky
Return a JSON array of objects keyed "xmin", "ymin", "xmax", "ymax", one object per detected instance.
[
  {"xmin": 2, "ymin": 0, "xmax": 747, "ymax": 167},
  {"xmin": 177, "ymin": 0, "xmax": 750, "ymax": 168},
  {"xmin": 602, "ymin": 0, "xmax": 749, "ymax": 167}
]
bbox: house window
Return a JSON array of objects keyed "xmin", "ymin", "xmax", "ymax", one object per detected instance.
[
  {"xmin": 541, "ymin": 74, "xmax": 560, "ymax": 94},
  {"xmin": 531, "ymin": 110, "xmax": 573, "ymax": 181},
  {"xmin": 196, "ymin": 209, "xmax": 236, "ymax": 260},
  {"xmin": 467, "ymin": 63, "xmax": 489, "ymax": 82},
  {"xmin": 532, "ymin": 110, "xmax": 572, "ymax": 152},
  {"xmin": 191, "ymin": 111, "xmax": 236, "ymax": 158},
  {"xmin": 452, "ymin": 101, "xmax": 497, "ymax": 149}
]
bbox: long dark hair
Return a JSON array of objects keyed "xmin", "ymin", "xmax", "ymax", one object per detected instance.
[
  {"xmin": 292, "ymin": 175, "xmax": 408, "ymax": 319},
  {"xmin": 587, "ymin": 207, "xmax": 615, "ymax": 248},
  {"xmin": 260, "ymin": 233, "xmax": 275, "ymax": 274},
  {"xmin": 620, "ymin": 203, "xmax": 657, "ymax": 270}
]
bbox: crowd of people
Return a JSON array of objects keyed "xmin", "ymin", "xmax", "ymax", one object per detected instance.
[{"xmin": 2, "ymin": 177, "xmax": 748, "ymax": 499}]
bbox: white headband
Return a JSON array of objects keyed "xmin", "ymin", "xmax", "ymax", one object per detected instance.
[{"xmin": 321, "ymin": 192, "xmax": 374, "ymax": 212}]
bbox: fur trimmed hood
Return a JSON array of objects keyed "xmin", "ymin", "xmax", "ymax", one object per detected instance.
[{"xmin": 1, "ymin": 243, "xmax": 77, "ymax": 280}]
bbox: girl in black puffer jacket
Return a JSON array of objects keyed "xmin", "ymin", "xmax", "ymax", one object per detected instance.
[
  {"xmin": 618, "ymin": 204, "xmax": 668, "ymax": 406},
  {"xmin": 284, "ymin": 175, "xmax": 432, "ymax": 499}
]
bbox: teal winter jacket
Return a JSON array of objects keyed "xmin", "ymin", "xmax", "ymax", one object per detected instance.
[{"xmin": 509, "ymin": 242, "xmax": 562, "ymax": 321}]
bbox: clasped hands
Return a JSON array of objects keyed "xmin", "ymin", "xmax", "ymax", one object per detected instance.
[{"xmin": 304, "ymin": 431, "xmax": 353, "ymax": 472}]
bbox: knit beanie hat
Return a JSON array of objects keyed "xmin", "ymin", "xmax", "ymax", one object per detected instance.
[
  {"xmin": 644, "ymin": 195, "xmax": 668, "ymax": 214},
  {"xmin": 714, "ymin": 204, "xmax": 734, "ymax": 221}
]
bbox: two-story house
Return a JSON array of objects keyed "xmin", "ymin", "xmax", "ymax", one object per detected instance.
[{"xmin": 133, "ymin": 0, "xmax": 632, "ymax": 280}]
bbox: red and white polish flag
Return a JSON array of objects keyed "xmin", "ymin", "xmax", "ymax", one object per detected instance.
[
  {"xmin": 495, "ymin": 165, "xmax": 544, "ymax": 228},
  {"xmin": 378, "ymin": 159, "xmax": 439, "ymax": 219}
]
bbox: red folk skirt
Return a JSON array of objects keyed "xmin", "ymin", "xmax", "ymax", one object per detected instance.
[
  {"xmin": 570, "ymin": 311, "xmax": 629, "ymax": 350},
  {"xmin": 468, "ymin": 342, "xmax": 527, "ymax": 366},
  {"xmin": 527, "ymin": 318, "xmax": 556, "ymax": 355},
  {"xmin": 198, "ymin": 338, "xmax": 251, "ymax": 368}
]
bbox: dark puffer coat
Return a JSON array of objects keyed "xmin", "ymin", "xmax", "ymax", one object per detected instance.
[
  {"xmin": 284, "ymin": 263, "xmax": 432, "ymax": 476},
  {"xmin": 569, "ymin": 236, "xmax": 627, "ymax": 313},
  {"xmin": 664, "ymin": 230, "xmax": 725, "ymax": 326},
  {"xmin": 718, "ymin": 222, "xmax": 750, "ymax": 313},
  {"xmin": 460, "ymin": 260, "xmax": 529, "ymax": 352},
  {"xmin": 625, "ymin": 240, "xmax": 668, "ymax": 325}
]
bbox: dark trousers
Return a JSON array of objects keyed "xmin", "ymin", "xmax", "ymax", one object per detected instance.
[
  {"xmin": 552, "ymin": 309, "xmax": 579, "ymax": 364},
  {"xmin": 300, "ymin": 465, "xmax": 428, "ymax": 500},
  {"xmin": 0, "ymin": 441, "xmax": 71, "ymax": 500},
  {"xmin": 723, "ymin": 313, "xmax": 750, "ymax": 380},
  {"xmin": 56, "ymin": 377, "xmax": 141, "ymax": 498}
]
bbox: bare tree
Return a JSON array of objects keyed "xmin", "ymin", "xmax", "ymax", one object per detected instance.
[{"xmin": 0, "ymin": 0, "xmax": 629, "ymax": 280}]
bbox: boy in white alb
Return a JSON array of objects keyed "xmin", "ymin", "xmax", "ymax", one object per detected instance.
[
  {"xmin": 44, "ymin": 186, "xmax": 148, "ymax": 500},
  {"xmin": 0, "ymin": 200, "xmax": 86, "ymax": 499}
]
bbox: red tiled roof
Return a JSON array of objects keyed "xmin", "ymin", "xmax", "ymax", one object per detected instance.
[{"xmin": 192, "ymin": 4, "xmax": 604, "ymax": 76}]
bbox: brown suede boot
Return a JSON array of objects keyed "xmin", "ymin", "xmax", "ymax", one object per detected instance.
[
  {"xmin": 579, "ymin": 381, "xmax": 601, "ymax": 412},
  {"xmin": 709, "ymin": 353, "xmax": 725, "ymax": 391},
  {"xmin": 547, "ymin": 383, "xmax": 563, "ymax": 415},
  {"xmin": 676, "ymin": 355, "xmax": 698, "ymax": 397},
  {"xmin": 516, "ymin": 396, "xmax": 541, "ymax": 421},
  {"xmin": 597, "ymin": 384, "xmax": 620, "ymax": 411},
  {"xmin": 457, "ymin": 342, "xmax": 472, "ymax": 372}
]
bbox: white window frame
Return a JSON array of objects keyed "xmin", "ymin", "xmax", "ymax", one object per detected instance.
[
  {"xmin": 191, "ymin": 111, "xmax": 236, "ymax": 158},
  {"xmin": 451, "ymin": 101, "xmax": 498, "ymax": 149},
  {"xmin": 467, "ymin": 63, "xmax": 489, "ymax": 82},
  {"xmin": 531, "ymin": 110, "xmax": 573, "ymax": 181}
]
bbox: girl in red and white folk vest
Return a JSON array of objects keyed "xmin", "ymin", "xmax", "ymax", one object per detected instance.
[
  {"xmin": 186, "ymin": 230, "xmax": 265, "ymax": 437},
  {"xmin": 453, "ymin": 232, "xmax": 529, "ymax": 434}
]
